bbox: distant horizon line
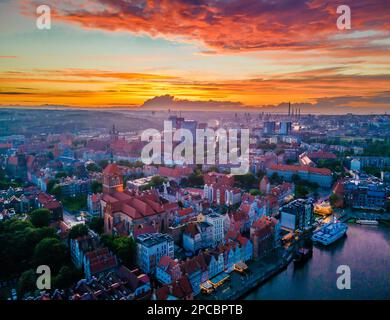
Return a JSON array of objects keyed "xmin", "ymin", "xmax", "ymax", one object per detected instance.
[{"xmin": 0, "ymin": 104, "xmax": 388, "ymax": 116}]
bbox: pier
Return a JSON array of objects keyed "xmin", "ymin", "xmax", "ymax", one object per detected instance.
[
  {"xmin": 197, "ymin": 247, "xmax": 293, "ymax": 300},
  {"xmin": 338, "ymin": 210, "xmax": 390, "ymax": 223}
]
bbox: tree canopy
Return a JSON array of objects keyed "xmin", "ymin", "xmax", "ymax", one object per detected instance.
[
  {"xmin": 101, "ymin": 235, "xmax": 136, "ymax": 268},
  {"xmin": 91, "ymin": 180, "xmax": 103, "ymax": 193},
  {"xmin": 17, "ymin": 269, "xmax": 37, "ymax": 297},
  {"xmin": 87, "ymin": 217, "xmax": 104, "ymax": 234},
  {"xmin": 30, "ymin": 208, "xmax": 51, "ymax": 228},
  {"xmin": 68, "ymin": 224, "xmax": 89, "ymax": 240},
  {"xmin": 0, "ymin": 219, "xmax": 58, "ymax": 279},
  {"xmin": 33, "ymin": 238, "xmax": 68, "ymax": 274}
]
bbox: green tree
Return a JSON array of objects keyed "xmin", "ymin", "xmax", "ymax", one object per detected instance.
[
  {"xmin": 234, "ymin": 173, "xmax": 257, "ymax": 189},
  {"xmin": 207, "ymin": 166, "xmax": 219, "ymax": 173},
  {"xmin": 91, "ymin": 180, "xmax": 103, "ymax": 193},
  {"xmin": 291, "ymin": 174, "xmax": 301, "ymax": 183},
  {"xmin": 363, "ymin": 166, "xmax": 381, "ymax": 178},
  {"xmin": 0, "ymin": 220, "xmax": 59, "ymax": 280},
  {"xmin": 30, "ymin": 209, "xmax": 51, "ymax": 228},
  {"xmin": 249, "ymin": 189, "xmax": 262, "ymax": 196},
  {"xmin": 87, "ymin": 217, "xmax": 104, "ymax": 234},
  {"xmin": 29, "ymin": 227, "xmax": 58, "ymax": 244},
  {"xmin": 68, "ymin": 224, "xmax": 89, "ymax": 240},
  {"xmin": 86, "ymin": 162, "xmax": 101, "ymax": 173},
  {"xmin": 98, "ymin": 160, "xmax": 109, "ymax": 170},
  {"xmin": 61, "ymin": 195, "xmax": 87, "ymax": 212},
  {"xmin": 269, "ymin": 172, "xmax": 283, "ymax": 184},
  {"xmin": 46, "ymin": 179, "xmax": 57, "ymax": 195},
  {"xmin": 113, "ymin": 237, "xmax": 137, "ymax": 268},
  {"xmin": 101, "ymin": 235, "xmax": 136, "ymax": 268},
  {"xmin": 150, "ymin": 175, "xmax": 166, "ymax": 187},
  {"xmin": 55, "ymin": 171, "xmax": 68, "ymax": 179},
  {"xmin": 53, "ymin": 266, "xmax": 82, "ymax": 289},
  {"xmin": 52, "ymin": 184, "xmax": 62, "ymax": 198},
  {"xmin": 295, "ymin": 184, "xmax": 309, "ymax": 198},
  {"xmin": 187, "ymin": 173, "xmax": 204, "ymax": 186},
  {"xmin": 17, "ymin": 269, "xmax": 37, "ymax": 297},
  {"xmin": 33, "ymin": 238, "xmax": 68, "ymax": 274}
]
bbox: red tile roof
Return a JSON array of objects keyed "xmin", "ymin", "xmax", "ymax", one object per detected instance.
[
  {"xmin": 156, "ymin": 285, "xmax": 170, "ymax": 300},
  {"xmin": 133, "ymin": 224, "xmax": 157, "ymax": 237},
  {"xmin": 271, "ymin": 182, "xmax": 294, "ymax": 197},
  {"xmin": 103, "ymin": 163, "xmax": 122, "ymax": 175},
  {"xmin": 232, "ymin": 210, "xmax": 248, "ymax": 222},
  {"xmin": 37, "ymin": 192, "xmax": 62, "ymax": 210},
  {"xmin": 158, "ymin": 166, "xmax": 192, "ymax": 178},
  {"xmin": 180, "ymin": 257, "xmax": 200, "ymax": 275},
  {"xmin": 0, "ymin": 143, "xmax": 11, "ymax": 149},
  {"xmin": 251, "ymin": 216, "xmax": 278, "ymax": 238},
  {"xmin": 269, "ymin": 164, "xmax": 332, "ymax": 176},
  {"xmin": 44, "ymin": 200, "xmax": 62, "ymax": 210},
  {"xmin": 172, "ymin": 275, "xmax": 193, "ymax": 298},
  {"xmin": 7, "ymin": 156, "xmax": 18, "ymax": 166},
  {"xmin": 225, "ymin": 229, "xmax": 239, "ymax": 241},
  {"xmin": 237, "ymin": 234, "xmax": 249, "ymax": 246},
  {"xmin": 184, "ymin": 223, "xmax": 200, "ymax": 237},
  {"xmin": 158, "ymin": 255, "xmax": 179, "ymax": 274},
  {"xmin": 239, "ymin": 203, "xmax": 251, "ymax": 214},
  {"xmin": 116, "ymin": 266, "xmax": 150, "ymax": 292},
  {"xmin": 85, "ymin": 247, "xmax": 118, "ymax": 275},
  {"xmin": 178, "ymin": 207, "xmax": 194, "ymax": 217},
  {"xmin": 103, "ymin": 190, "xmax": 165, "ymax": 221}
]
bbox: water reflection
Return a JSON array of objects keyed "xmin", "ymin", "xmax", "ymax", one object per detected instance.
[{"xmin": 245, "ymin": 225, "xmax": 390, "ymax": 300}]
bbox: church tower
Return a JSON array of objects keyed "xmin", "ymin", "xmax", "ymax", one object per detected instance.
[
  {"xmin": 102, "ymin": 163, "xmax": 124, "ymax": 194},
  {"xmin": 110, "ymin": 124, "xmax": 119, "ymax": 141}
]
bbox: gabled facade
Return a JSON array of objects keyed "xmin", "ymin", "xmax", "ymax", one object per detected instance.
[{"xmin": 156, "ymin": 255, "xmax": 182, "ymax": 284}]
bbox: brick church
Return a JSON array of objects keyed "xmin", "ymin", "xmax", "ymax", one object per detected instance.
[{"xmin": 101, "ymin": 163, "xmax": 177, "ymax": 237}]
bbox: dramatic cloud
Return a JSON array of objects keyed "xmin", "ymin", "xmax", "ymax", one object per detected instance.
[
  {"xmin": 1, "ymin": 67, "xmax": 390, "ymax": 110},
  {"xmin": 1, "ymin": 1, "xmax": 388, "ymax": 112},
  {"xmin": 142, "ymin": 94, "xmax": 242, "ymax": 108},
  {"xmin": 136, "ymin": 92, "xmax": 390, "ymax": 114},
  {"xmin": 26, "ymin": 0, "xmax": 390, "ymax": 53}
]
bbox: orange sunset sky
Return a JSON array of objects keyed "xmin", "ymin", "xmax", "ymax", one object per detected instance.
[{"xmin": 0, "ymin": 0, "xmax": 390, "ymax": 112}]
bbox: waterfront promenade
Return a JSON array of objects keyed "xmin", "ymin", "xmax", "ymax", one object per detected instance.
[
  {"xmin": 337, "ymin": 210, "xmax": 390, "ymax": 222},
  {"xmin": 198, "ymin": 247, "xmax": 293, "ymax": 300}
]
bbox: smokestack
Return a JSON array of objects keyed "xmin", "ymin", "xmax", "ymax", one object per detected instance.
[{"xmin": 288, "ymin": 102, "xmax": 291, "ymax": 117}]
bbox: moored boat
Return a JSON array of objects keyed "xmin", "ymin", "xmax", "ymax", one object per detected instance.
[
  {"xmin": 293, "ymin": 247, "xmax": 312, "ymax": 266},
  {"xmin": 312, "ymin": 217, "xmax": 348, "ymax": 246},
  {"xmin": 356, "ymin": 219, "xmax": 379, "ymax": 226}
]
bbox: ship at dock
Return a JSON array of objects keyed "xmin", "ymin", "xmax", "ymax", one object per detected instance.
[
  {"xmin": 293, "ymin": 238, "xmax": 313, "ymax": 267},
  {"xmin": 293, "ymin": 247, "xmax": 313, "ymax": 266},
  {"xmin": 356, "ymin": 219, "xmax": 379, "ymax": 226},
  {"xmin": 312, "ymin": 217, "xmax": 348, "ymax": 246}
]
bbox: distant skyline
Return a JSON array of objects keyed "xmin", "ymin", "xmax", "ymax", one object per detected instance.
[{"xmin": 0, "ymin": 0, "xmax": 390, "ymax": 113}]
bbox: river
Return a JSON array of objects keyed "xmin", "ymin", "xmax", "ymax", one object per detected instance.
[{"xmin": 245, "ymin": 224, "xmax": 390, "ymax": 300}]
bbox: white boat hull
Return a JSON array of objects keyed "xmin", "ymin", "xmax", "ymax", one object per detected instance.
[{"xmin": 312, "ymin": 222, "xmax": 348, "ymax": 246}]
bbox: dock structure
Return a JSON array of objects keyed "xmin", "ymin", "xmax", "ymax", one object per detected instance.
[
  {"xmin": 338, "ymin": 211, "xmax": 390, "ymax": 223},
  {"xmin": 197, "ymin": 247, "xmax": 294, "ymax": 301}
]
